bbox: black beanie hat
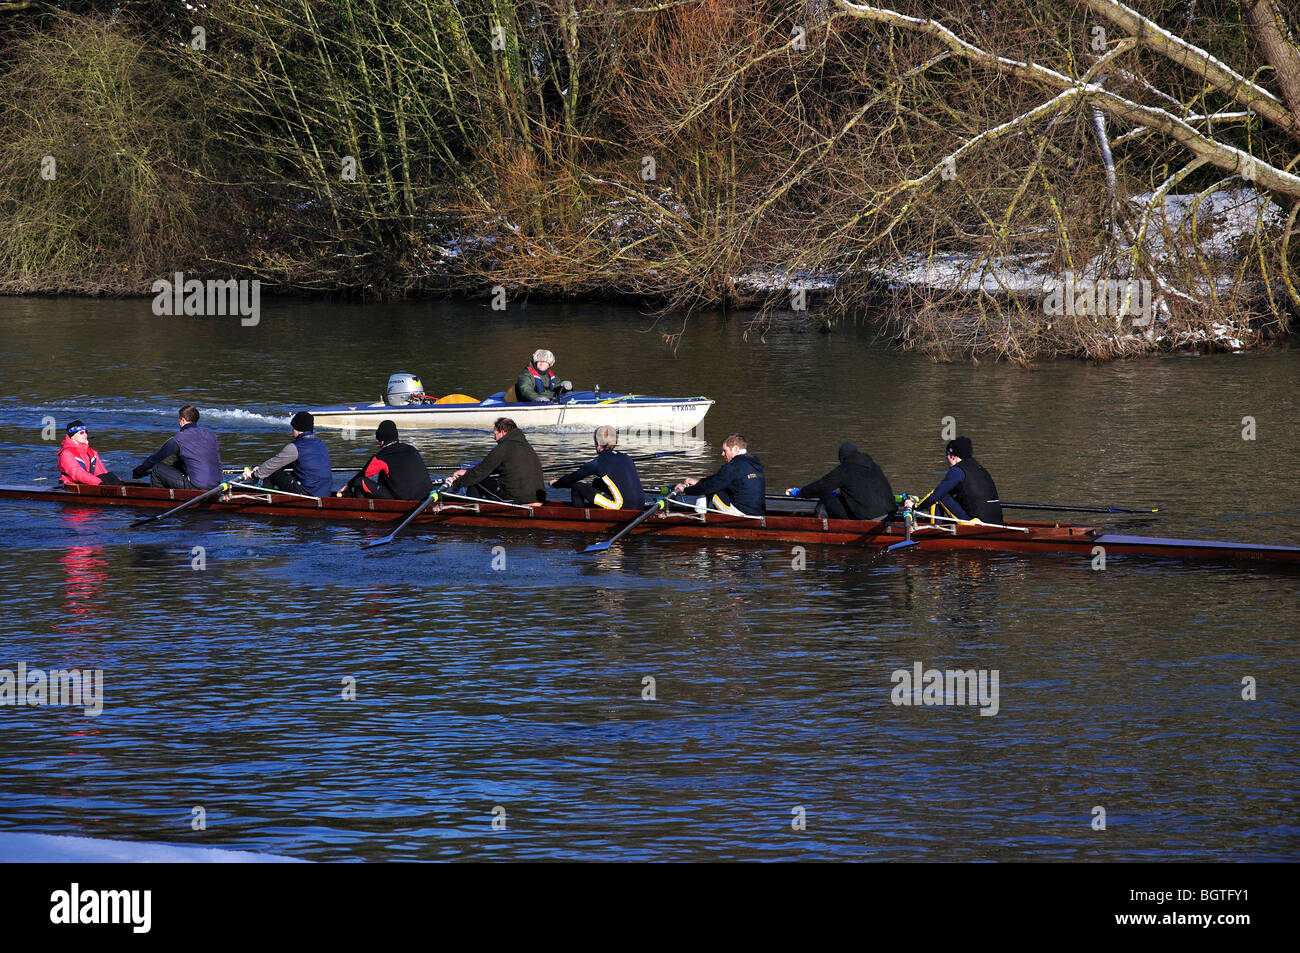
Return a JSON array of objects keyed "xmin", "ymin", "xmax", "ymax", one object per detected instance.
[
  {"xmin": 838, "ymin": 441, "xmax": 859, "ymax": 461},
  {"xmin": 376, "ymin": 419, "xmax": 399, "ymax": 443},
  {"xmin": 946, "ymin": 436, "xmax": 973, "ymax": 459},
  {"xmin": 66, "ymin": 419, "xmax": 87, "ymax": 437},
  {"xmin": 290, "ymin": 411, "xmax": 314, "ymax": 432}
]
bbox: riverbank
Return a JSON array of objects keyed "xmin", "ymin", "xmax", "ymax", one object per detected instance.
[
  {"xmin": 2, "ymin": 235, "xmax": 1285, "ymax": 364},
  {"xmin": 2, "ymin": 4, "xmax": 1297, "ymax": 362}
]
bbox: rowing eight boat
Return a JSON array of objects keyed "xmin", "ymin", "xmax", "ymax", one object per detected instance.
[{"xmin": 4, "ymin": 483, "xmax": 1298, "ymax": 566}]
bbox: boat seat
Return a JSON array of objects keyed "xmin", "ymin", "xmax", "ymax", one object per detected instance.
[{"xmin": 504, "ymin": 384, "xmax": 518, "ymax": 402}]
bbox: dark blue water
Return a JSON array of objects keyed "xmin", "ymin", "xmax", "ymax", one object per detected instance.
[{"xmin": 0, "ymin": 298, "xmax": 1296, "ymax": 859}]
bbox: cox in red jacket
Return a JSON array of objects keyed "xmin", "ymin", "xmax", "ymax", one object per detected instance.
[{"xmin": 58, "ymin": 434, "xmax": 110, "ymax": 486}]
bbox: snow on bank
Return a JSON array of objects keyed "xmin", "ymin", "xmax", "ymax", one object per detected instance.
[
  {"xmin": 1132, "ymin": 187, "xmax": 1283, "ymax": 263},
  {"xmin": 726, "ymin": 188, "xmax": 1284, "ymax": 351}
]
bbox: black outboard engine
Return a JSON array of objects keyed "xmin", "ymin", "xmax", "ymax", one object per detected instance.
[{"xmin": 385, "ymin": 373, "xmax": 428, "ymax": 406}]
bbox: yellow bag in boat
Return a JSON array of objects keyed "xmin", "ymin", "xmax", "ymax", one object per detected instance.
[{"xmin": 434, "ymin": 394, "xmax": 478, "ymax": 404}]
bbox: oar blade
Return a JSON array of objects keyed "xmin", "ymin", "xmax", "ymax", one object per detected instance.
[
  {"xmin": 127, "ymin": 482, "xmax": 227, "ymax": 528},
  {"xmin": 582, "ymin": 491, "xmax": 675, "ymax": 555},
  {"xmin": 362, "ymin": 489, "xmax": 443, "ymax": 549},
  {"xmin": 886, "ymin": 539, "xmax": 917, "ymax": 552}
]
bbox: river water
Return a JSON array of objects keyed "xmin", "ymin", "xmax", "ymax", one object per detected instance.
[{"xmin": 0, "ymin": 296, "xmax": 1296, "ymax": 860}]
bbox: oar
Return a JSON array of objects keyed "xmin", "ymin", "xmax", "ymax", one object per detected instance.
[
  {"xmin": 585, "ymin": 489, "xmax": 677, "ymax": 553},
  {"xmin": 129, "ymin": 481, "xmax": 229, "ymax": 528},
  {"xmin": 224, "ymin": 465, "xmax": 462, "ymax": 475},
  {"xmin": 225, "ymin": 451, "xmax": 692, "ymax": 480},
  {"xmin": 664, "ymin": 496, "xmax": 764, "ymax": 520},
  {"xmin": 432, "ymin": 489, "xmax": 535, "ymax": 510},
  {"xmin": 283, "ymin": 450, "xmax": 692, "ymax": 481},
  {"xmin": 882, "ymin": 507, "xmax": 1031, "ymax": 550},
  {"xmin": 542, "ymin": 450, "xmax": 688, "ymax": 474},
  {"xmin": 906, "ymin": 510, "xmax": 1030, "ymax": 533},
  {"xmin": 766, "ymin": 493, "xmax": 815, "ymax": 506},
  {"xmin": 886, "ymin": 510, "xmax": 917, "ymax": 551},
  {"xmin": 225, "ymin": 481, "xmax": 321, "ymax": 501},
  {"xmin": 362, "ymin": 484, "xmax": 446, "ymax": 549},
  {"xmin": 1000, "ymin": 501, "xmax": 1159, "ymax": 515}
]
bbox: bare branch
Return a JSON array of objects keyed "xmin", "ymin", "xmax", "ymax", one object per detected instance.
[
  {"xmin": 1083, "ymin": 0, "xmax": 1300, "ymax": 140},
  {"xmin": 834, "ymin": 1, "xmax": 1300, "ymax": 199}
]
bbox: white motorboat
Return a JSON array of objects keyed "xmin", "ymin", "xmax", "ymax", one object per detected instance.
[{"xmin": 310, "ymin": 374, "xmax": 713, "ymax": 434}]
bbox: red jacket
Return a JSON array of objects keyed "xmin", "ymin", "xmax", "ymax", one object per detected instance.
[{"xmin": 58, "ymin": 436, "xmax": 109, "ymax": 485}]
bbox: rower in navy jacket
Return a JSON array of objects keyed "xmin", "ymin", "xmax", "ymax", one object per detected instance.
[
  {"xmin": 785, "ymin": 441, "xmax": 896, "ymax": 520},
  {"xmin": 336, "ymin": 419, "xmax": 433, "ymax": 500},
  {"xmin": 241, "ymin": 411, "xmax": 333, "ymax": 497},
  {"xmin": 674, "ymin": 433, "xmax": 766, "ymax": 516},
  {"xmin": 549, "ymin": 425, "xmax": 645, "ymax": 510},
  {"xmin": 132, "ymin": 405, "xmax": 223, "ymax": 489},
  {"xmin": 904, "ymin": 436, "xmax": 1003, "ymax": 523}
]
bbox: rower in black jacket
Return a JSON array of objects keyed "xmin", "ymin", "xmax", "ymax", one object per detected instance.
[
  {"xmin": 337, "ymin": 419, "xmax": 433, "ymax": 500},
  {"xmin": 450, "ymin": 417, "xmax": 546, "ymax": 504},
  {"xmin": 550, "ymin": 426, "xmax": 645, "ymax": 510},
  {"xmin": 905, "ymin": 436, "xmax": 1003, "ymax": 523},
  {"xmin": 674, "ymin": 433, "xmax": 766, "ymax": 516},
  {"xmin": 785, "ymin": 441, "xmax": 896, "ymax": 520}
]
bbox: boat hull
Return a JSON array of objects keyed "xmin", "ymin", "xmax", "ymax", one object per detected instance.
[
  {"xmin": 308, "ymin": 391, "xmax": 713, "ymax": 433},
  {"xmin": 4, "ymin": 483, "xmax": 1298, "ymax": 566}
]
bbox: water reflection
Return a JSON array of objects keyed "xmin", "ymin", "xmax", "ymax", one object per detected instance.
[
  {"xmin": 911, "ymin": 555, "xmax": 1006, "ymax": 634},
  {"xmin": 56, "ymin": 511, "xmax": 109, "ymax": 628},
  {"xmin": 59, "ymin": 545, "xmax": 109, "ymax": 616}
]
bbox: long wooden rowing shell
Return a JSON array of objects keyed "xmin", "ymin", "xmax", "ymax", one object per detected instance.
[{"xmin": 3, "ymin": 483, "xmax": 1298, "ymax": 565}]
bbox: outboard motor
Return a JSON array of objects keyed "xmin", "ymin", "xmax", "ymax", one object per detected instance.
[{"xmin": 385, "ymin": 372, "xmax": 427, "ymax": 406}]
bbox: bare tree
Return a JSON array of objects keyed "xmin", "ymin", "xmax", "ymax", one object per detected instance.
[{"xmin": 799, "ymin": 0, "xmax": 1300, "ymax": 358}]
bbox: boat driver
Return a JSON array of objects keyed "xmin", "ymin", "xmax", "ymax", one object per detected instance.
[{"xmin": 515, "ymin": 349, "xmax": 572, "ymax": 402}]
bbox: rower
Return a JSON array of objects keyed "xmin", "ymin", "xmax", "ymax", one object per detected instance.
[
  {"xmin": 58, "ymin": 420, "xmax": 124, "ymax": 487},
  {"xmin": 514, "ymin": 349, "xmax": 572, "ymax": 403},
  {"xmin": 904, "ymin": 436, "xmax": 1003, "ymax": 523},
  {"xmin": 132, "ymin": 405, "xmax": 223, "ymax": 490},
  {"xmin": 336, "ymin": 419, "xmax": 433, "ymax": 500},
  {"xmin": 450, "ymin": 417, "xmax": 546, "ymax": 504},
  {"xmin": 674, "ymin": 433, "xmax": 765, "ymax": 516},
  {"xmin": 549, "ymin": 426, "xmax": 646, "ymax": 510},
  {"xmin": 241, "ymin": 411, "xmax": 333, "ymax": 497},
  {"xmin": 785, "ymin": 441, "xmax": 895, "ymax": 520}
]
